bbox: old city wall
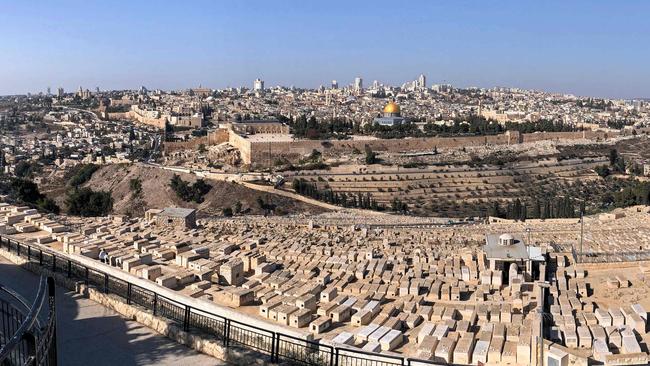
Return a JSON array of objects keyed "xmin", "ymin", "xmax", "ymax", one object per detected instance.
[
  {"xmin": 521, "ymin": 130, "xmax": 617, "ymax": 143},
  {"xmin": 228, "ymin": 131, "xmax": 253, "ymax": 164},
  {"xmin": 127, "ymin": 110, "xmax": 167, "ymax": 129},
  {"xmin": 189, "ymin": 129, "xmax": 618, "ymax": 165},
  {"xmin": 246, "ymin": 133, "xmax": 518, "ymax": 165},
  {"xmin": 103, "ymin": 112, "xmax": 130, "ymax": 120},
  {"xmin": 163, "ymin": 129, "xmax": 230, "ymax": 153}
]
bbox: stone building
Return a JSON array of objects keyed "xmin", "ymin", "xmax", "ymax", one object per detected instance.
[{"xmin": 147, "ymin": 207, "xmax": 197, "ymax": 229}]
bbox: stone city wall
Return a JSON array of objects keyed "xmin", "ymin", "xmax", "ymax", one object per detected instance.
[
  {"xmin": 242, "ymin": 130, "xmax": 617, "ymax": 166},
  {"xmin": 171, "ymin": 128, "xmax": 618, "ymax": 166},
  {"xmin": 244, "ymin": 132, "xmax": 518, "ymax": 166},
  {"xmin": 127, "ymin": 110, "xmax": 167, "ymax": 129},
  {"xmin": 521, "ymin": 130, "xmax": 615, "ymax": 143},
  {"xmin": 163, "ymin": 129, "xmax": 230, "ymax": 153}
]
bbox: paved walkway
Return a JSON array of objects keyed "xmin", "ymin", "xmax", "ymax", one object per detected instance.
[{"xmin": 0, "ymin": 255, "xmax": 225, "ymax": 366}]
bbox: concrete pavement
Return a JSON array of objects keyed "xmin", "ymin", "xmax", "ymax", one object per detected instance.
[{"xmin": 0, "ymin": 255, "xmax": 226, "ymax": 366}]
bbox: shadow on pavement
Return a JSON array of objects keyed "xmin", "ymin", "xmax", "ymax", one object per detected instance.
[{"xmin": 0, "ymin": 259, "xmax": 223, "ymax": 366}]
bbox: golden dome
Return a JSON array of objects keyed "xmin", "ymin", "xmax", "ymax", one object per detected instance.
[{"xmin": 383, "ymin": 101, "xmax": 400, "ymax": 114}]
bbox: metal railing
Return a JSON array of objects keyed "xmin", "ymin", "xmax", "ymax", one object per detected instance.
[
  {"xmin": 0, "ymin": 274, "xmax": 57, "ymax": 366},
  {"xmin": 0, "ymin": 236, "xmax": 460, "ymax": 366},
  {"xmin": 573, "ymin": 248, "xmax": 650, "ymax": 264}
]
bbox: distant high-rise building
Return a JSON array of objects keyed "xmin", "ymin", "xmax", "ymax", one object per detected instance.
[
  {"xmin": 372, "ymin": 80, "xmax": 379, "ymax": 89},
  {"xmin": 57, "ymin": 87, "xmax": 64, "ymax": 97},
  {"xmin": 432, "ymin": 83, "xmax": 452, "ymax": 93},
  {"xmin": 331, "ymin": 80, "xmax": 338, "ymax": 89},
  {"xmin": 417, "ymin": 74, "xmax": 426, "ymax": 89},
  {"xmin": 354, "ymin": 77, "xmax": 363, "ymax": 93},
  {"xmin": 253, "ymin": 78, "xmax": 265, "ymax": 91},
  {"xmin": 77, "ymin": 86, "xmax": 83, "ymax": 97},
  {"xmin": 46, "ymin": 87, "xmax": 51, "ymax": 96},
  {"xmin": 96, "ymin": 87, "xmax": 100, "ymax": 93}
]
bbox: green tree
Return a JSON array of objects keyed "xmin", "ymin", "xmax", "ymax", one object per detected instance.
[
  {"xmin": 364, "ymin": 145, "xmax": 378, "ymax": 164},
  {"xmin": 609, "ymin": 149, "xmax": 618, "ymax": 166},
  {"xmin": 233, "ymin": 201, "xmax": 242, "ymax": 214},
  {"xmin": 65, "ymin": 188, "xmax": 113, "ymax": 216},
  {"xmin": 67, "ymin": 164, "xmax": 100, "ymax": 187},
  {"xmin": 595, "ymin": 165, "xmax": 610, "ymax": 178},
  {"xmin": 14, "ymin": 161, "xmax": 39, "ymax": 178},
  {"xmin": 129, "ymin": 177, "xmax": 143, "ymax": 197},
  {"xmin": 169, "ymin": 174, "xmax": 212, "ymax": 203},
  {"xmin": 36, "ymin": 197, "xmax": 60, "ymax": 214}
]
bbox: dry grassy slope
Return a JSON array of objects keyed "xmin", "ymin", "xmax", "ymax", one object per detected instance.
[{"xmin": 82, "ymin": 164, "xmax": 326, "ymax": 217}]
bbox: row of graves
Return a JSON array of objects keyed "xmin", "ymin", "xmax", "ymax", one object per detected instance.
[
  {"xmin": 546, "ymin": 253, "xmax": 649, "ymax": 365},
  {"xmin": 11, "ymin": 204, "xmax": 650, "ymax": 364}
]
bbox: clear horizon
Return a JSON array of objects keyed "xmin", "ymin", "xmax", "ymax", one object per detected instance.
[{"xmin": 1, "ymin": 0, "xmax": 649, "ymax": 99}]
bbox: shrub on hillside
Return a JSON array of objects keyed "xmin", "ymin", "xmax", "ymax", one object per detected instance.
[
  {"xmin": 65, "ymin": 187, "xmax": 113, "ymax": 216},
  {"xmin": 67, "ymin": 164, "xmax": 100, "ymax": 187},
  {"xmin": 169, "ymin": 174, "xmax": 212, "ymax": 203}
]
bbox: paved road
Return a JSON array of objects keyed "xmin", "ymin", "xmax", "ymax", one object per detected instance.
[{"xmin": 0, "ymin": 255, "xmax": 225, "ymax": 366}]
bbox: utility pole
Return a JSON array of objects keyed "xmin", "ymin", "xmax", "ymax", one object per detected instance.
[
  {"xmin": 579, "ymin": 211, "xmax": 584, "ymax": 263},
  {"xmin": 537, "ymin": 282, "xmax": 550, "ymax": 366}
]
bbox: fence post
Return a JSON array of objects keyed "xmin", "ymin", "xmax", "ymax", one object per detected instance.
[
  {"xmin": 271, "ymin": 332, "xmax": 278, "ymax": 363},
  {"xmin": 183, "ymin": 305, "xmax": 192, "ymax": 332},
  {"xmin": 223, "ymin": 318, "xmax": 230, "ymax": 347},
  {"xmin": 329, "ymin": 345, "xmax": 335, "ymax": 366},
  {"xmin": 27, "ymin": 245, "xmax": 31, "ymax": 261},
  {"xmin": 52, "ymin": 254, "xmax": 57, "ymax": 272},
  {"xmin": 104, "ymin": 274, "xmax": 109, "ymax": 293},
  {"xmin": 39, "ymin": 249, "xmax": 43, "ymax": 266},
  {"xmin": 269, "ymin": 333, "xmax": 275, "ymax": 363},
  {"xmin": 84, "ymin": 267, "xmax": 89, "ymax": 285},
  {"xmin": 17, "ymin": 242, "xmax": 20, "ymax": 257},
  {"xmin": 127, "ymin": 283, "xmax": 132, "ymax": 304},
  {"xmin": 67, "ymin": 260, "xmax": 72, "ymax": 278},
  {"xmin": 47, "ymin": 276, "xmax": 58, "ymax": 366},
  {"xmin": 152, "ymin": 292, "xmax": 158, "ymax": 316},
  {"xmin": 334, "ymin": 348, "xmax": 339, "ymax": 366}
]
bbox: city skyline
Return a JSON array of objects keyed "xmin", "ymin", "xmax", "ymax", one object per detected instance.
[
  {"xmin": 1, "ymin": 1, "xmax": 649, "ymax": 98},
  {"xmin": 2, "ymin": 2, "xmax": 650, "ymax": 364}
]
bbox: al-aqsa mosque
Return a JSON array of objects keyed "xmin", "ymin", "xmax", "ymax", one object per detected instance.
[{"xmin": 373, "ymin": 100, "xmax": 405, "ymax": 126}]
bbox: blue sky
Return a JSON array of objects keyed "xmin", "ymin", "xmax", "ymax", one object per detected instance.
[{"xmin": 0, "ymin": 0, "xmax": 648, "ymax": 98}]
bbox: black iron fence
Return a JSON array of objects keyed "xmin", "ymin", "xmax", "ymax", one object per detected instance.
[
  {"xmin": 0, "ymin": 236, "xmax": 461, "ymax": 366},
  {"xmin": 0, "ymin": 274, "xmax": 57, "ymax": 366}
]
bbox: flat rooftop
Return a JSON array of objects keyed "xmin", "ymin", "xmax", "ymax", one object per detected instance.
[
  {"xmin": 160, "ymin": 207, "xmax": 196, "ymax": 218},
  {"xmin": 484, "ymin": 233, "xmax": 529, "ymax": 260}
]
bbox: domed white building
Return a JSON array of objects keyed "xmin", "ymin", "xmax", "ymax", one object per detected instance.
[{"xmin": 484, "ymin": 233, "xmax": 545, "ymax": 283}]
